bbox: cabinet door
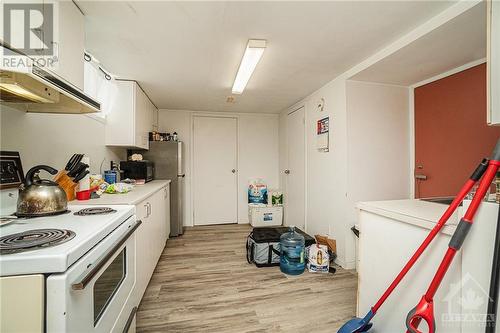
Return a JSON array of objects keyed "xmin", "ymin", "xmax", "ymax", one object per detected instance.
[
  {"xmin": 134, "ymin": 86, "xmax": 149, "ymax": 150},
  {"xmin": 146, "ymin": 97, "xmax": 154, "ymax": 144},
  {"xmin": 54, "ymin": 0, "xmax": 84, "ymax": 89},
  {"xmin": 133, "ymin": 86, "xmax": 144, "ymax": 148},
  {"xmin": 105, "ymin": 81, "xmax": 135, "ymax": 146},
  {"xmin": 489, "ymin": 0, "xmax": 500, "ymax": 125},
  {"xmin": 39, "ymin": 0, "xmax": 84, "ymax": 89},
  {"xmin": 134, "ymin": 198, "xmax": 154, "ymax": 305},
  {"xmin": 106, "ymin": 81, "xmax": 153, "ymax": 149},
  {"xmin": 151, "ymin": 103, "xmax": 159, "ymax": 132},
  {"xmin": 164, "ymin": 185, "xmax": 171, "ymax": 242},
  {"xmin": 0, "ymin": 275, "xmax": 44, "ymax": 333},
  {"xmin": 155, "ymin": 186, "xmax": 169, "ymax": 246},
  {"xmin": 150, "ymin": 189, "xmax": 166, "ymax": 258}
]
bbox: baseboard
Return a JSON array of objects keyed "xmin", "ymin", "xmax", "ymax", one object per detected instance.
[{"xmin": 335, "ymin": 257, "xmax": 356, "ymax": 270}]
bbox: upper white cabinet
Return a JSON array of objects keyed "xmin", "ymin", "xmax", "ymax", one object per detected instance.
[
  {"xmin": 488, "ymin": 0, "xmax": 500, "ymax": 125},
  {"xmin": 34, "ymin": 0, "xmax": 85, "ymax": 89},
  {"xmin": 105, "ymin": 80, "xmax": 157, "ymax": 150}
]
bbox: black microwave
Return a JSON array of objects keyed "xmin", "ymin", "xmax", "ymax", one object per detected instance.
[{"xmin": 120, "ymin": 161, "xmax": 154, "ymax": 182}]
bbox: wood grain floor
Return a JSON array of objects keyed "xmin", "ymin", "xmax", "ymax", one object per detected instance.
[{"xmin": 136, "ymin": 224, "xmax": 358, "ymax": 333}]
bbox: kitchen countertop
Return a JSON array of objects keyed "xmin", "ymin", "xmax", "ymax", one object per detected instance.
[
  {"xmin": 71, "ymin": 180, "xmax": 171, "ymax": 206},
  {"xmin": 356, "ymin": 199, "xmax": 462, "ymax": 235}
]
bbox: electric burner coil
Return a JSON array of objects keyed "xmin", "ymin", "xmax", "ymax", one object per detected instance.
[
  {"xmin": 0, "ymin": 229, "xmax": 76, "ymax": 254},
  {"xmin": 73, "ymin": 207, "xmax": 117, "ymax": 216}
]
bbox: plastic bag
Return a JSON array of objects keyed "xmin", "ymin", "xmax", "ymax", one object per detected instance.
[
  {"xmin": 248, "ymin": 178, "xmax": 268, "ymax": 204},
  {"xmin": 105, "ymin": 183, "xmax": 134, "ymax": 194},
  {"xmin": 307, "ymin": 244, "xmax": 329, "ymax": 273}
]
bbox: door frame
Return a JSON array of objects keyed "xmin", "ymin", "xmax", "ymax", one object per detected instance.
[
  {"xmin": 190, "ymin": 114, "xmax": 239, "ymax": 225},
  {"xmin": 284, "ymin": 105, "xmax": 307, "ymax": 231}
]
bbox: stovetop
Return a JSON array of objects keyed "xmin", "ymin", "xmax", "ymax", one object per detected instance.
[{"xmin": 0, "ymin": 204, "xmax": 135, "ymax": 276}]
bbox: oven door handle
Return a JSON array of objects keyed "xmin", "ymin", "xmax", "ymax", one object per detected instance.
[
  {"xmin": 71, "ymin": 220, "xmax": 142, "ymax": 290},
  {"xmin": 122, "ymin": 306, "xmax": 138, "ymax": 333}
]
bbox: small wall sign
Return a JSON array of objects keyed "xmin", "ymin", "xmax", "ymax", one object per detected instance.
[{"xmin": 317, "ymin": 116, "xmax": 329, "ymax": 152}]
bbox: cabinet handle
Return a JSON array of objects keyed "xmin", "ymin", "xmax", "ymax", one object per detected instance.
[
  {"xmin": 144, "ymin": 203, "xmax": 149, "ymax": 218},
  {"xmin": 51, "ymin": 41, "xmax": 59, "ymax": 62}
]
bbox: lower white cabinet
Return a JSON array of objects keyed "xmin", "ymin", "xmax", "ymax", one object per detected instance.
[
  {"xmin": 161, "ymin": 186, "xmax": 171, "ymax": 242},
  {"xmin": 133, "ymin": 184, "xmax": 170, "ymax": 305},
  {"xmin": 357, "ymin": 200, "xmax": 499, "ymax": 332}
]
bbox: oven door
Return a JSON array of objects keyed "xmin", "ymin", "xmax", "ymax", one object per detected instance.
[{"xmin": 46, "ymin": 217, "xmax": 140, "ymax": 333}]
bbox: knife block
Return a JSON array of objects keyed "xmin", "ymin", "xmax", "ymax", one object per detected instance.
[{"xmin": 55, "ymin": 173, "xmax": 76, "ymax": 201}]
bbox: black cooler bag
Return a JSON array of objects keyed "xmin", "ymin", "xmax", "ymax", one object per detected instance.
[{"xmin": 246, "ymin": 227, "xmax": 315, "ymax": 267}]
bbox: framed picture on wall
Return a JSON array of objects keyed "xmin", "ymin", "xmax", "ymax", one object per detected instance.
[{"xmin": 317, "ymin": 117, "xmax": 329, "ymax": 152}]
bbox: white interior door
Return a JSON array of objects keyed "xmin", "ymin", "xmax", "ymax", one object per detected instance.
[
  {"xmin": 193, "ymin": 116, "xmax": 238, "ymax": 225},
  {"xmin": 285, "ymin": 107, "xmax": 306, "ymax": 230}
]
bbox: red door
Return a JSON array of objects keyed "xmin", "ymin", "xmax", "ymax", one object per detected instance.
[{"xmin": 414, "ymin": 64, "xmax": 500, "ymax": 198}]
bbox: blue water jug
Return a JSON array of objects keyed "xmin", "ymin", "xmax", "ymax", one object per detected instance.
[{"xmin": 280, "ymin": 226, "xmax": 305, "ymax": 275}]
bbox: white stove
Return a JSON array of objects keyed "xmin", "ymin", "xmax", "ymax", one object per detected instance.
[
  {"xmin": 0, "ymin": 152, "xmax": 140, "ymax": 333},
  {"xmin": 0, "ymin": 203, "xmax": 140, "ymax": 333},
  {"xmin": 0, "ymin": 204, "xmax": 134, "ymax": 276}
]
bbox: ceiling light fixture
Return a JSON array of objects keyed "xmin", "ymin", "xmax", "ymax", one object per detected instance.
[{"xmin": 231, "ymin": 39, "xmax": 266, "ymax": 94}]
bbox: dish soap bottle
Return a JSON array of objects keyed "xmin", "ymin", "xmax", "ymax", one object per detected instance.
[{"xmin": 280, "ymin": 226, "xmax": 305, "ymax": 275}]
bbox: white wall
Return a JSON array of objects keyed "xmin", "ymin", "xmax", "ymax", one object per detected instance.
[
  {"xmin": 277, "ymin": 0, "xmax": 478, "ymax": 269},
  {"xmin": 279, "ymin": 80, "xmax": 411, "ymax": 269},
  {"xmin": 280, "ymin": 77, "xmax": 351, "ymax": 267},
  {"xmin": 158, "ymin": 109, "xmax": 279, "ymax": 227},
  {"xmin": 345, "ymin": 81, "xmax": 411, "ymax": 264},
  {"xmin": 0, "ymin": 106, "xmax": 126, "ymax": 174}
]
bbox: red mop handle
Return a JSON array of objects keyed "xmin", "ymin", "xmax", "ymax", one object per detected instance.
[
  {"xmin": 370, "ymin": 159, "xmax": 489, "ymax": 314},
  {"xmin": 425, "ymin": 160, "xmax": 500, "ymax": 300},
  {"xmin": 406, "ymin": 139, "xmax": 500, "ymax": 333}
]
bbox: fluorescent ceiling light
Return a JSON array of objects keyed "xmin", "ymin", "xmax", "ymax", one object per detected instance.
[{"xmin": 232, "ymin": 39, "xmax": 266, "ymax": 94}]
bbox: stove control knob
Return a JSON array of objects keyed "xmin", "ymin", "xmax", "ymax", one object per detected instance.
[{"xmin": 6, "ymin": 164, "xmax": 15, "ymax": 174}]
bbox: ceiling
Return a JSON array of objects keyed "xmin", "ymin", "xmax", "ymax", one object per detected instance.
[
  {"xmin": 351, "ymin": 2, "xmax": 486, "ymax": 86},
  {"xmin": 78, "ymin": 1, "xmax": 456, "ymax": 113}
]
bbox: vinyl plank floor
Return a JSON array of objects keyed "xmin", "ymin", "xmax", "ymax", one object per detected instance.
[{"xmin": 136, "ymin": 224, "xmax": 357, "ymax": 333}]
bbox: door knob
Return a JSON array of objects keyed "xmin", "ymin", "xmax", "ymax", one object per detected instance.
[
  {"xmin": 232, "ymin": 169, "xmax": 236, "ymax": 173},
  {"xmin": 415, "ymin": 174, "xmax": 427, "ymax": 180},
  {"xmin": 284, "ymin": 169, "xmax": 290, "ymax": 175}
]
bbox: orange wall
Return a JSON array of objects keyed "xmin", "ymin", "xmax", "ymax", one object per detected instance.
[{"xmin": 414, "ymin": 63, "xmax": 500, "ymax": 198}]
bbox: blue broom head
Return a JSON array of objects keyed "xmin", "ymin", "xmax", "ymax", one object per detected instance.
[{"xmin": 337, "ymin": 310, "xmax": 374, "ymax": 333}]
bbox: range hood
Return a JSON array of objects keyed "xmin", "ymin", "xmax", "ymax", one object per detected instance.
[{"xmin": 0, "ymin": 53, "xmax": 100, "ymax": 114}]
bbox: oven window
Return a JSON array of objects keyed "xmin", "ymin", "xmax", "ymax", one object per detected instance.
[{"xmin": 93, "ymin": 248, "xmax": 126, "ymax": 325}]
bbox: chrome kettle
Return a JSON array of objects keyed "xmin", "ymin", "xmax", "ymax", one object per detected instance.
[{"xmin": 17, "ymin": 165, "xmax": 68, "ymax": 217}]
